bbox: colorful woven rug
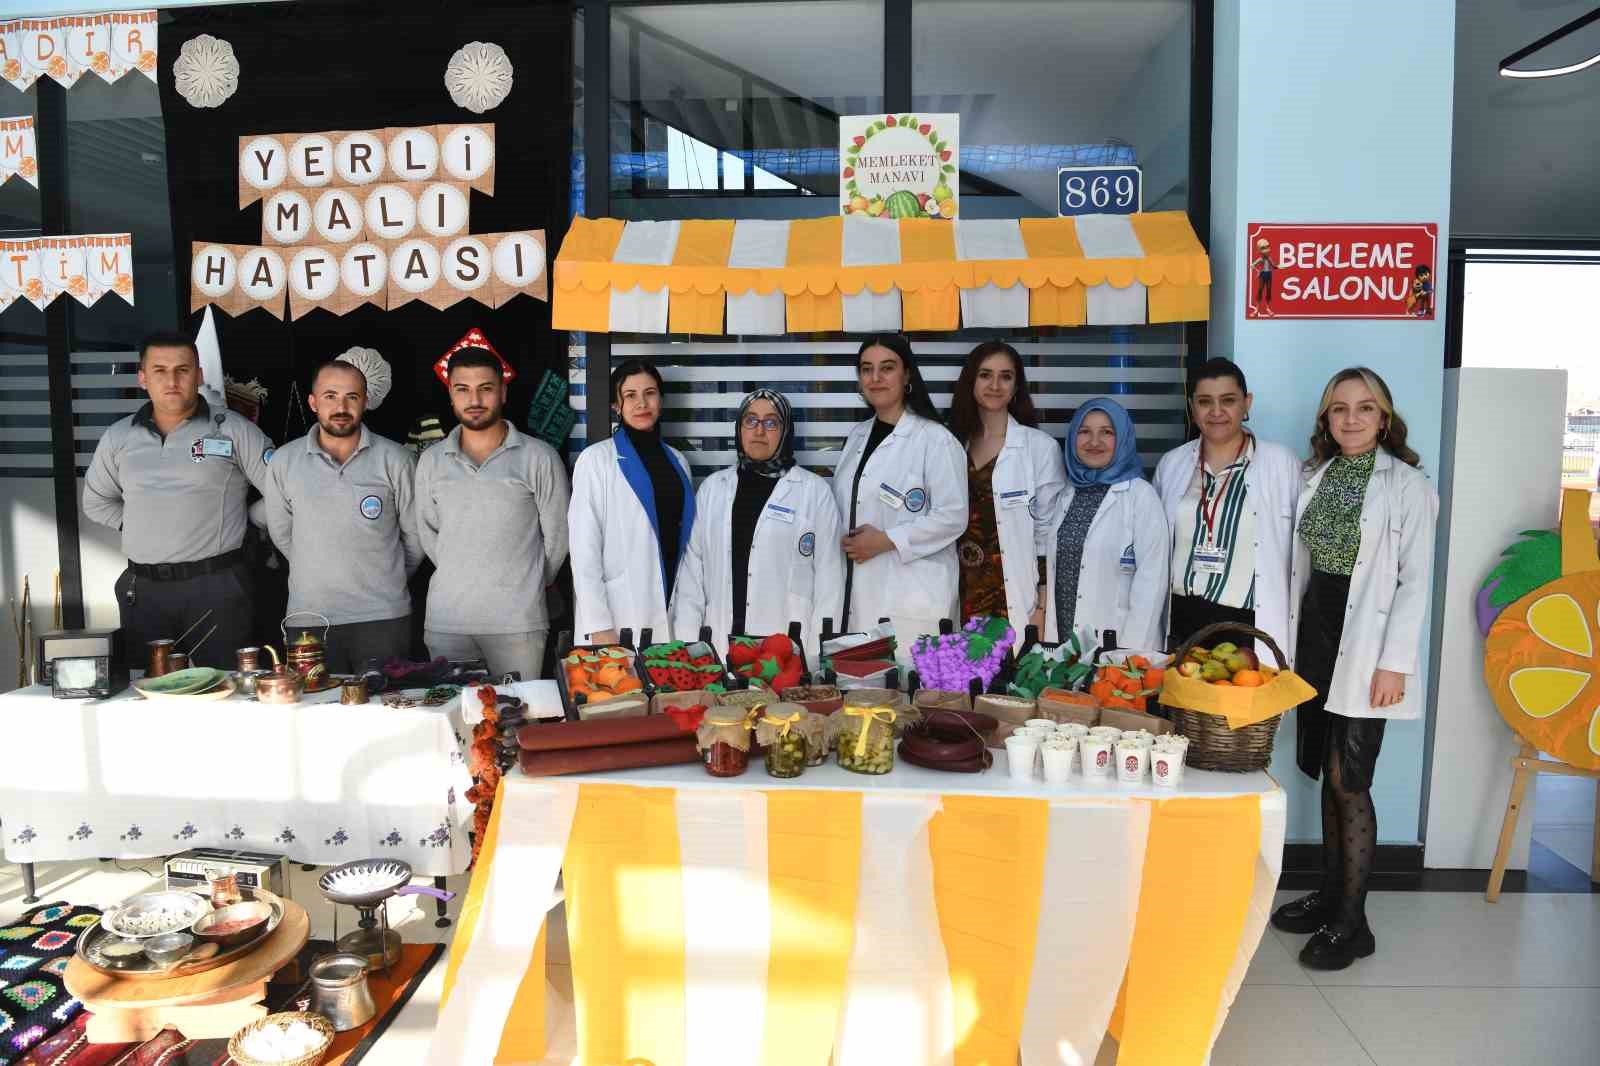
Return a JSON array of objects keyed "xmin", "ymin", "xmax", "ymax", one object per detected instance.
[{"xmin": 0, "ymin": 902, "xmax": 101, "ymax": 1064}]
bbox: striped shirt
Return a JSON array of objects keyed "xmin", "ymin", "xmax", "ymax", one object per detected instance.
[{"xmin": 1171, "ymin": 438, "xmax": 1257, "ymax": 608}]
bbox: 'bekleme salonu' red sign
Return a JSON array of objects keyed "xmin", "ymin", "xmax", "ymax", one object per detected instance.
[{"xmin": 1245, "ymin": 223, "xmax": 1437, "ymax": 320}]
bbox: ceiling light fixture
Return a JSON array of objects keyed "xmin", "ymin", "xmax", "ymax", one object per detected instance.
[{"xmin": 1498, "ymin": 6, "xmax": 1600, "ymax": 78}]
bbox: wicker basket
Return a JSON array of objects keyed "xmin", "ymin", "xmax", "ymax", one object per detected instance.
[
  {"xmin": 227, "ymin": 1011, "xmax": 335, "ymax": 1066},
  {"xmin": 1165, "ymin": 622, "xmax": 1291, "ymax": 773}
]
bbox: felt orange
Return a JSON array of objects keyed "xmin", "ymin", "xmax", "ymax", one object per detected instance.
[{"xmin": 1483, "ymin": 488, "xmax": 1600, "ymax": 771}]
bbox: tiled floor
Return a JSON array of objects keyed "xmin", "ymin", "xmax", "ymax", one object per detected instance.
[{"xmin": 6, "ymin": 861, "xmax": 1599, "ymax": 1065}]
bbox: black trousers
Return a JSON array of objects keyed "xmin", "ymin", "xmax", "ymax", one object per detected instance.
[
  {"xmin": 287, "ymin": 616, "xmax": 413, "ymax": 676},
  {"xmin": 1167, "ymin": 593, "xmax": 1256, "ymax": 655},
  {"xmin": 1294, "ymin": 571, "xmax": 1386, "ymax": 790},
  {"xmin": 115, "ymin": 561, "xmax": 256, "ymax": 671}
]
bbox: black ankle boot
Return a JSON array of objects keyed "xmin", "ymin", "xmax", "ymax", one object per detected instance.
[
  {"xmin": 1299, "ymin": 921, "xmax": 1376, "ymax": 970},
  {"xmin": 1270, "ymin": 890, "xmax": 1339, "ymax": 934}
]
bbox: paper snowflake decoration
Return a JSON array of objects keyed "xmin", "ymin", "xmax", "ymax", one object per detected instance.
[
  {"xmin": 173, "ymin": 34, "xmax": 240, "ymax": 109},
  {"xmin": 444, "ymin": 42, "xmax": 513, "ymax": 114}
]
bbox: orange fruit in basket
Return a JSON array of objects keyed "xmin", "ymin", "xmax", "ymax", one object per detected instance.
[
  {"xmin": 1211, "ymin": 678, "xmax": 1233, "ymax": 686},
  {"xmin": 1231, "ymin": 669, "xmax": 1263, "ymax": 688},
  {"xmin": 1483, "ymin": 489, "xmax": 1600, "ymax": 771}
]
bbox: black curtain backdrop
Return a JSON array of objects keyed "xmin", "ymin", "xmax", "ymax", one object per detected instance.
[{"xmin": 159, "ymin": 0, "xmax": 574, "ymax": 448}]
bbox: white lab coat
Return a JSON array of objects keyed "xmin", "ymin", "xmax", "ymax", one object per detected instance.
[
  {"xmin": 988, "ymin": 416, "xmax": 1067, "ymax": 649},
  {"xmin": 1041, "ymin": 478, "xmax": 1170, "ymax": 654},
  {"xmin": 832, "ymin": 412, "xmax": 968, "ymax": 638},
  {"xmin": 671, "ymin": 464, "xmax": 846, "ymax": 660},
  {"xmin": 568, "ymin": 436, "xmax": 693, "ymax": 644},
  {"xmin": 1287, "ymin": 449, "xmax": 1438, "ymax": 720},
  {"xmin": 1153, "ymin": 436, "xmax": 1303, "ymax": 661}
]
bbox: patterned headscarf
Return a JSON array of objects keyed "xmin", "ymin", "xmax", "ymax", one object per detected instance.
[{"xmin": 735, "ymin": 388, "xmax": 796, "ymax": 478}]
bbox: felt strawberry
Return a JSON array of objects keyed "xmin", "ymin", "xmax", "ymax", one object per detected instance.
[
  {"xmin": 691, "ymin": 655, "xmax": 715, "ymax": 667},
  {"xmin": 728, "ymin": 640, "xmax": 760, "ymax": 668},
  {"xmin": 760, "ymin": 634, "xmax": 793, "ymax": 660}
]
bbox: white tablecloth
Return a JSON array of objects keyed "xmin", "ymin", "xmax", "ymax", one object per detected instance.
[{"xmin": 0, "ymin": 683, "xmax": 475, "ymax": 876}]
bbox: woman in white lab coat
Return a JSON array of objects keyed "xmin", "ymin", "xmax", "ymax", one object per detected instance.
[
  {"xmin": 1153, "ymin": 357, "xmax": 1301, "ymax": 659},
  {"xmin": 1271, "ymin": 367, "xmax": 1437, "ymax": 972},
  {"xmin": 833, "ymin": 334, "xmax": 968, "ymax": 656},
  {"xmin": 946, "ymin": 341, "xmax": 1066, "ymax": 649},
  {"xmin": 672, "ymin": 388, "xmax": 845, "ymax": 659},
  {"xmin": 568, "ymin": 358, "xmax": 696, "ymax": 645},
  {"xmin": 1040, "ymin": 398, "xmax": 1170, "ymax": 653}
]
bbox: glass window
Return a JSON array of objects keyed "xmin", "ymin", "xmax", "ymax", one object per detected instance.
[
  {"xmin": 609, "ymin": 1, "xmax": 883, "ymax": 216},
  {"xmin": 0, "ymin": 79, "xmax": 45, "ymax": 478},
  {"xmin": 913, "ymin": 0, "xmax": 1192, "ymax": 217}
]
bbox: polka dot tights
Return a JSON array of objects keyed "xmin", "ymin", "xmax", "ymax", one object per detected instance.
[{"xmin": 1319, "ymin": 748, "xmax": 1376, "ymax": 934}]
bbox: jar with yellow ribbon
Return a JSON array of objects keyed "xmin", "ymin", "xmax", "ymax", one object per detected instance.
[
  {"xmin": 834, "ymin": 704, "xmax": 898, "ymax": 774},
  {"xmin": 696, "ymin": 705, "xmax": 753, "ymax": 777},
  {"xmin": 753, "ymin": 702, "xmax": 811, "ymax": 778}
]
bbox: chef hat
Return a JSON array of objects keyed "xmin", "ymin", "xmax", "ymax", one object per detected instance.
[
  {"xmin": 433, "ymin": 327, "xmax": 517, "ymax": 386},
  {"xmin": 333, "ymin": 346, "xmax": 393, "ymax": 409}
]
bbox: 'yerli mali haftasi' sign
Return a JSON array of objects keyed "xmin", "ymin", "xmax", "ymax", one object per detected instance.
[
  {"xmin": 840, "ymin": 113, "xmax": 958, "ymax": 219},
  {"xmin": 1245, "ymin": 223, "xmax": 1438, "ymax": 320}
]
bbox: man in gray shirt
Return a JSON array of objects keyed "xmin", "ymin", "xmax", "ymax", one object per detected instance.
[
  {"xmin": 84, "ymin": 332, "xmax": 274, "ymax": 670},
  {"xmin": 263, "ymin": 360, "xmax": 423, "ymax": 674},
  {"xmin": 415, "ymin": 345, "xmax": 569, "ymax": 679}
]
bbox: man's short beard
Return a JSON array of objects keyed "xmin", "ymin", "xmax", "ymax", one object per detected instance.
[{"xmin": 320, "ymin": 417, "xmax": 360, "ymax": 438}]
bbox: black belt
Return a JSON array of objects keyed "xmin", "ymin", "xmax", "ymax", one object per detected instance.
[{"xmin": 129, "ymin": 548, "xmax": 245, "ymax": 582}]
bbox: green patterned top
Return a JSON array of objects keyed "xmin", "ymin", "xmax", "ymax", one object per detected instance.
[{"xmin": 1298, "ymin": 449, "xmax": 1376, "ymax": 575}]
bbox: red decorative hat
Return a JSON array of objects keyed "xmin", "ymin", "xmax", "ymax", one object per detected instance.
[{"xmin": 433, "ymin": 327, "xmax": 517, "ymax": 386}]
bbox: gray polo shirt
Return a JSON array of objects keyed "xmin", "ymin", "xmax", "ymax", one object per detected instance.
[
  {"xmin": 263, "ymin": 425, "xmax": 423, "ymax": 625},
  {"xmin": 414, "ymin": 424, "xmax": 570, "ymax": 635},
  {"xmin": 83, "ymin": 396, "xmax": 274, "ymax": 565}
]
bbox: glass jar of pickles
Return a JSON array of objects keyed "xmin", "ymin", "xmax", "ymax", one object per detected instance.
[
  {"xmin": 754, "ymin": 703, "xmax": 810, "ymax": 779},
  {"xmin": 696, "ymin": 706, "xmax": 753, "ymax": 777},
  {"xmin": 834, "ymin": 705, "xmax": 897, "ymax": 774}
]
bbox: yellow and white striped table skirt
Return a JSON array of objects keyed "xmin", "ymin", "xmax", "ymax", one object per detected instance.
[{"xmin": 429, "ymin": 767, "xmax": 1285, "ymax": 1066}]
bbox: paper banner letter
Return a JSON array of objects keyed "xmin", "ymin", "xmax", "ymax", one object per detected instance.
[
  {"xmin": 289, "ymin": 132, "xmax": 336, "ymax": 188},
  {"xmin": 486, "ymin": 230, "xmax": 548, "ymax": 307},
  {"xmin": 364, "ymin": 183, "xmax": 418, "ymax": 242},
  {"xmin": 262, "ymin": 189, "xmax": 312, "ymax": 245},
  {"xmin": 386, "ymin": 127, "xmax": 439, "ymax": 182},
  {"xmin": 0, "ymin": 238, "xmax": 41, "ymax": 309},
  {"xmin": 440, "ymin": 123, "xmax": 495, "ymax": 195},
  {"xmin": 442, "ymin": 236, "xmax": 491, "ymax": 308},
  {"xmin": 239, "ymin": 135, "xmax": 287, "ymax": 207},
  {"xmin": 237, "ymin": 246, "xmax": 286, "ymax": 318},
  {"xmin": 418, "ymin": 182, "xmax": 469, "ymax": 238},
  {"xmin": 0, "ymin": 116, "xmax": 38, "ymax": 187},
  {"xmin": 386, "ymin": 237, "xmax": 443, "ymax": 308},
  {"xmin": 336, "ymin": 130, "xmax": 384, "ymax": 186},
  {"xmin": 87, "ymin": 233, "xmax": 134, "ymax": 306},
  {"xmin": 40, "ymin": 236, "xmax": 86, "ymax": 306},
  {"xmin": 310, "ymin": 188, "xmax": 363, "ymax": 244},
  {"xmin": 0, "ymin": 22, "xmax": 21, "ymax": 90},
  {"xmin": 115, "ymin": 10, "xmax": 158, "ymax": 82},
  {"xmin": 21, "ymin": 18, "xmax": 68, "ymax": 89},
  {"xmin": 339, "ymin": 241, "xmax": 388, "ymax": 311},
  {"xmin": 191, "ymin": 242, "xmax": 238, "ymax": 313},
  {"xmin": 287, "ymin": 245, "xmax": 339, "ymax": 319},
  {"xmin": 72, "ymin": 14, "xmax": 117, "ymax": 83}
]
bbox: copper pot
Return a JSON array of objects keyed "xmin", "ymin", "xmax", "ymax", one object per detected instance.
[
  {"xmin": 281, "ymin": 612, "xmax": 329, "ymax": 682},
  {"xmin": 256, "ymin": 646, "xmax": 304, "ymax": 705}
]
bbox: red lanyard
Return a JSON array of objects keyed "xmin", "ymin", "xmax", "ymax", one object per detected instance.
[{"xmin": 1198, "ymin": 435, "xmax": 1250, "ymax": 540}]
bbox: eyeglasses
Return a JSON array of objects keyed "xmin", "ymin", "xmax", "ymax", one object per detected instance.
[{"xmin": 741, "ymin": 416, "xmax": 783, "ymax": 432}]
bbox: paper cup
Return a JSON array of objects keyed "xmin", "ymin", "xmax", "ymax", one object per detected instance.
[
  {"xmin": 1116, "ymin": 741, "xmax": 1150, "ymax": 783},
  {"xmin": 1058, "ymin": 722, "xmax": 1090, "ymax": 739},
  {"xmin": 1153, "ymin": 735, "xmax": 1190, "ymax": 755},
  {"xmin": 1014, "ymin": 725, "xmax": 1053, "ymax": 741},
  {"xmin": 1004, "ymin": 734, "xmax": 1040, "ymax": 781},
  {"xmin": 1025, "ymin": 718, "xmax": 1058, "ymax": 732},
  {"xmin": 1121, "ymin": 731, "xmax": 1155, "ymax": 749},
  {"xmin": 1080, "ymin": 737, "xmax": 1113, "ymax": 779},
  {"xmin": 1040, "ymin": 739, "xmax": 1077, "ymax": 784},
  {"xmin": 1088, "ymin": 725, "xmax": 1123, "ymax": 741},
  {"xmin": 1151, "ymin": 748, "xmax": 1185, "ymax": 788}
]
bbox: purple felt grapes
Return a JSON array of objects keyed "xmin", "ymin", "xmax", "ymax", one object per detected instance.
[{"xmin": 911, "ymin": 615, "xmax": 1014, "ymax": 692}]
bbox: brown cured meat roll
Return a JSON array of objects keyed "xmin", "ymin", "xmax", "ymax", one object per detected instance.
[
  {"xmin": 518, "ymin": 714, "xmax": 697, "ymax": 752},
  {"xmin": 518, "ymin": 736, "xmax": 701, "ymax": 776}
]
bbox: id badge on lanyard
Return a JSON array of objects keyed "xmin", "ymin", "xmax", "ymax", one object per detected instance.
[{"xmin": 1195, "ymin": 439, "xmax": 1246, "ymax": 575}]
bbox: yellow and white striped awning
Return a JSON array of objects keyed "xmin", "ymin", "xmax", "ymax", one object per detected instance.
[{"xmin": 553, "ymin": 211, "xmax": 1210, "ymax": 335}]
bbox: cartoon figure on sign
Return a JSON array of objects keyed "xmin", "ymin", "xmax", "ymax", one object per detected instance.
[
  {"xmin": 1406, "ymin": 263, "xmax": 1433, "ymax": 318},
  {"xmin": 1251, "ymin": 237, "xmax": 1276, "ymax": 317}
]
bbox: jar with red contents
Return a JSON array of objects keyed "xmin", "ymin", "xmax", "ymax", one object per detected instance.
[{"xmin": 696, "ymin": 706, "xmax": 752, "ymax": 777}]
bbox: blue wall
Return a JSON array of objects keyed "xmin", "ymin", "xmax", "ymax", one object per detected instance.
[{"xmin": 1211, "ymin": 0, "xmax": 1456, "ymax": 843}]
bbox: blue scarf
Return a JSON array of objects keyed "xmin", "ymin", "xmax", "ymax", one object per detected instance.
[
  {"xmin": 612, "ymin": 427, "xmax": 696, "ymax": 598},
  {"xmin": 1064, "ymin": 398, "xmax": 1143, "ymax": 487}
]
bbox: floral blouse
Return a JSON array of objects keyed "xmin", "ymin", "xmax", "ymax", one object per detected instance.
[{"xmin": 1298, "ymin": 449, "xmax": 1376, "ymax": 576}]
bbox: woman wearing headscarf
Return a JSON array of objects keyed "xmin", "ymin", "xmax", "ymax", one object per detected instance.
[
  {"xmin": 1039, "ymin": 398, "xmax": 1170, "ymax": 653},
  {"xmin": 672, "ymin": 388, "xmax": 845, "ymax": 659}
]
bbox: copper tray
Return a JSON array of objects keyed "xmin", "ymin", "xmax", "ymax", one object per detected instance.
[{"xmin": 74, "ymin": 889, "xmax": 285, "ymax": 980}]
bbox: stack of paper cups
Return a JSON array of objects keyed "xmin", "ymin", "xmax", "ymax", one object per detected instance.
[
  {"xmin": 1040, "ymin": 734, "xmax": 1077, "ymax": 784},
  {"xmin": 1116, "ymin": 739, "xmax": 1150, "ymax": 783}
]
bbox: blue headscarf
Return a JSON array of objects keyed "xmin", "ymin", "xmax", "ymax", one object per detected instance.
[{"xmin": 1065, "ymin": 398, "xmax": 1142, "ymax": 487}]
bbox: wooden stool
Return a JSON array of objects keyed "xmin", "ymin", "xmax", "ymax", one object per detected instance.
[
  {"xmin": 65, "ymin": 900, "xmax": 310, "ymax": 1043},
  {"xmin": 1486, "ymin": 741, "xmax": 1600, "ymax": 902}
]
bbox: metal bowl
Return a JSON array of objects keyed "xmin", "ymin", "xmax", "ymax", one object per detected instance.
[
  {"xmin": 144, "ymin": 931, "xmax": 195, "ymax": 965},
  {"xmin": 102, "ymin": 890, "xmax": 211, "ymax": 940},
  {"xmin": 192, "ymin": 899, "xmax": 273, "ymax": 948}
]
